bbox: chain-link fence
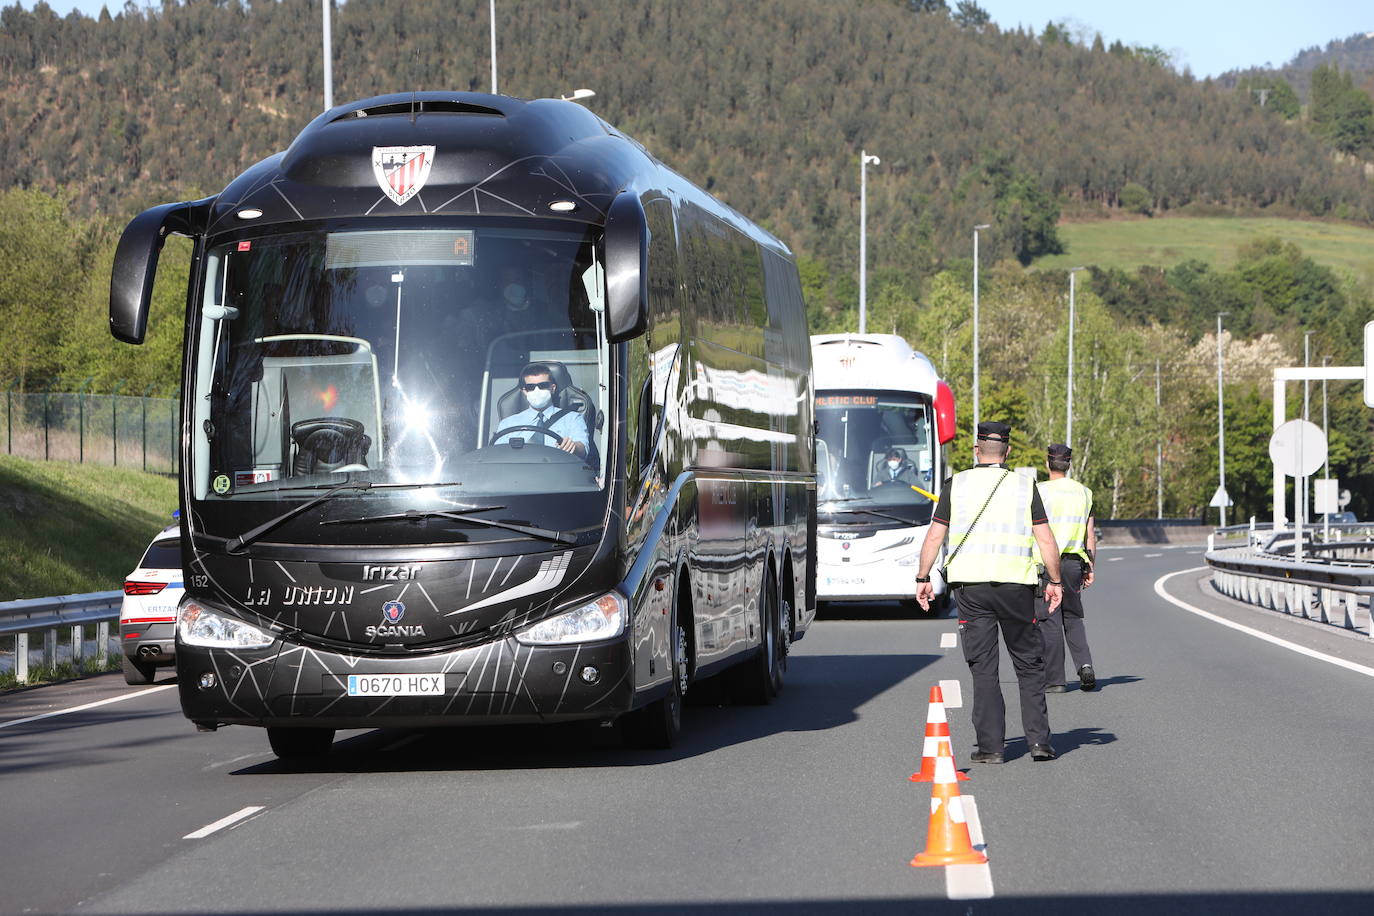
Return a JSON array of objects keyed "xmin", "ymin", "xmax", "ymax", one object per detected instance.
[{"xmin": 1, "ymin": 390, "xmax": 179, "ymax": 474}]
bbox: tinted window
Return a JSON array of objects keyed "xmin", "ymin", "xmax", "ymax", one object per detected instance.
[{"xmin": 140, "ymin": 541, "xmax": 182, "ymax": 570}]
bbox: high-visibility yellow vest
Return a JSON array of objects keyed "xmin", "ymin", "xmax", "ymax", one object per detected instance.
[
  {"xmin": 946, "ymin": 467, "xmax": 1037, "ymax": 585},
  {"xmin": 1036, "ymin": 476, "xmax": 1092, "ymax": 563}
]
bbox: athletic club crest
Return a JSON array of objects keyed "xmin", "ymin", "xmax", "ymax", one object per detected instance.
[
  {"xmin": 372, "ymin": 146, "xmax": 435, "ymax": 206},
  {"xmin": 381, "ymin": 599, "xmax": 406, "ymax": 624}
]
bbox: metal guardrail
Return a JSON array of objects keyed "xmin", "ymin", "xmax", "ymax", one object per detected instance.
[
  {"xmin": 0, "ymin": 591, "xmax": 123, "ymax": 684},
  {"xmin": 1205, "ymin": 545, "xmax": 1374, "ymax": 636}
]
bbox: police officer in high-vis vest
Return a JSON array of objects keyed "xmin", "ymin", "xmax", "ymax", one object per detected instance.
[
  {"xmin": 915, "ymin": 421, "xmax": 1064, "ymax": 763},
  {"xmin": 1036, "ymin": 443, "xmax": 1097, "ymax": 692}
]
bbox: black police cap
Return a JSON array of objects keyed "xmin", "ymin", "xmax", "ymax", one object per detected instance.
[
  {"xmin": 1047, "ymin": 443, "xmax": 1072, "ymax": 459},
  {"xmin": 976, "ymin": 421, "xmax": 1011, "ymax": 442}
]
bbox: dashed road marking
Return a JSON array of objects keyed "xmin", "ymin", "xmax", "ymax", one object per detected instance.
[
  {"xmin": 1154, "ymin": 568, "xmax": 1374, "ymax": 679},
  {"xmin": 1144, "ymin": 553, "xmax": 1163, "ymax": 558},
  {"xmin": 184, "ymin": 806, "xmax": 265, "ymax": 839},
  {"xmin": 0, "ymin": 684, "xmax": 176, "ymax": 730},
  {"xmin": 945, "ymin": 794, "xmax": 994, "ymax": 899},
  {"xmin": 939, "ymin": 632, "xmax": 958, "ymax": 649},
  {"xmin": 938, "ymin": 679, "xmax": 963, "ymax": 708},
  {"xmin": 1107, "ymin": 557, "xmax": 1123, "ymax": 562}
]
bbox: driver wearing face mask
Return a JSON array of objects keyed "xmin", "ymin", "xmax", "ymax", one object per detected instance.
[
  {"xmin": 875, "ymin": 447, "xmax": 918, "ymax": 487},
  {"xmin": 494, "ymin": 364, "xmax": 588, "ymax": 457}
]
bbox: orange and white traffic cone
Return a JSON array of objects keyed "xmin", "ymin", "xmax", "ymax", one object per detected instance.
[
  {"xmin": 910, "ymin": 739, "xmax": 988, "ymax": 867},
  {"xmin": 910, "ymin": 685, "xmax": 969, "ymax": 782}
]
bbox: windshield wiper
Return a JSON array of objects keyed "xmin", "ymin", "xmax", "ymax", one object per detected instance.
[
  {"xmin": 829, "ymin": 507, "xmax": 917, "ymax": 526},
  {"xmin": 226, "ymin": 480, "xmax": 373, "ymax": 554},
  {"xmin": 322, "ymin": 508, "xmax": 577, "ymax": 545}
]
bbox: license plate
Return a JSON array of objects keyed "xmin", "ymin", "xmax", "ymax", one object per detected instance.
[{"xmin": 346, "ymin": 674, "xmax": 445, "ymax": 697}]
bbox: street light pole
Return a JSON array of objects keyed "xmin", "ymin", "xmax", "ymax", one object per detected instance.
[
  {"xmin": 1322, "ymin": 354, "xmax": 1330, "ymax": 541},
  {"xmin": 489, "ymin": 0, "xmax": 498, "ymax": 94},
  {"xmin": 1217, "ymin": 311, "xmax": 1229, "ymax": 528},
  {"xmin": 858, "ymin": 150, "xmax": 880, "ymax": 334},
  {"xmin": 322, "ymin": 0, "xmax": 333, "ymax": 111},
  {"xmin": 972, "ymin": 224, "xmax": 989, "ymax": 435},
  {"xmin": 1066, "ymin": 267, "xmax": 1085, "ymax": 452}
]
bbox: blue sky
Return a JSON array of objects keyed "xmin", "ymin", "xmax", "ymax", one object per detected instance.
[{"xmin": 19, "ymin": 1, "xmax": 1374, "ymax": 79}]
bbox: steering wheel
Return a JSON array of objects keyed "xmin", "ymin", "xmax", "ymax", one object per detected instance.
[{"xmin": 488, "ymin": 424, "xmax": 561, "ymax": 447}]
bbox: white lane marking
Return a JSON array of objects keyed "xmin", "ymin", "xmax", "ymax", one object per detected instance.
[
  {"xmin": 0, "ymin": 684, "xmax": 176, "ymax": 731},
  {"xmin": 184, "ymin": 806, "xmax": 265, "ymax": 839},
  {"xmin": 1154, "ymin": 568, "xmax": 1374, "ymax": 679},
  {"xmin": 514, "ymin": 821, "xmax": 582, "ymax": 831},
  {"xmin": 203, "ymin": 753, "xmax": 264, "ymax": 772},
  {"xmin": 945, "ymin": 794, "xmax": 994, "ymax": 899},
  {"xmin": 938, "ymin": 679, "xmax": 963, "ymax": 708},
  {"xmin": 939, "ymin": 632, "xmax": 958, "ymax": 649},
  {"xmin": 1107, "ymin": 557, "xmax": 1123, "ymax": 562},
  {"xmin": 1144, "ymin": 553, "xmax": 1163, "ymax": 558},
  {"xmin": 1189, "ymin": 551, "xmax": 1203, "ymax": 555}
]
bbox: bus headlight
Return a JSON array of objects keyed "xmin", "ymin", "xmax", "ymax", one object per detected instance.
[
  {"xmin": 178, "ymin": 598, "xmax": 274, "ymax": 649},
  {"xmin": 515, "ymin": 593, "xmax": 626, "ymax": 646}
]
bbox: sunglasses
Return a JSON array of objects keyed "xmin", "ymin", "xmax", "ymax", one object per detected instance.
[{"xmin": 520, "ymin": 381, "xmax": 555, "ymax": 392}]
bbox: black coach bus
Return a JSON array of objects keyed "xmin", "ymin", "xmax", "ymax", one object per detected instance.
[{"xmin": 109, "ymin": 92, "xmax": 815, "ymax": 757}]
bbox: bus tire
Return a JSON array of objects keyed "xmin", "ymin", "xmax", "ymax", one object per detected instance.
[
  {"xmin": 621, "ymin": 611, "xmax": 687, "ymax": 749},
  {"xmin": 121, "ymin": 655, "xmax": 156, "ymax": 685},
  {"xmin": 267, "ymin": 727, "xmax": 336, "ymax": 759},
  {"xmin": 730, "ymin": 571, "xmax": 784, "ymax": 705}
]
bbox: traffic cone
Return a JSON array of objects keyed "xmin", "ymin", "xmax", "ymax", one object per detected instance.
[
  {"xmin": 910, "ymin": 739, "xmax": 988, "ymax": 867},
  {"xmin": 910, "ymin": 685, "xmax": 969, "ymax": 782}
]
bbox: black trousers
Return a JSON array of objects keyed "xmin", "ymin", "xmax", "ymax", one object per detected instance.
[
  {"xmin": 1037, "ymin": 555, "xmax": 1094, "ymax": 687},
  {"xmin": 955, "ymin": 582, "xmax": 1051, "ymax": 752}
]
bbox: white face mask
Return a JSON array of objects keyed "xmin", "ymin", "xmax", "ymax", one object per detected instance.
[
  {"xmin": 504, "ymin": 283, "xmax": 527, "ymax": 309},
  {"xmin": 525, "ymin": 388, "xmax": 553, "ymax": 411},
  {"xmin": 887, "ymin": 459, "xmax": 901, "ymax": 469}
]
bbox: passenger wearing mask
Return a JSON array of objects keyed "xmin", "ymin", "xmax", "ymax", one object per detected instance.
[{"xmin": 493, "ymin": 364, "xmax": 588, "ymax": 457}]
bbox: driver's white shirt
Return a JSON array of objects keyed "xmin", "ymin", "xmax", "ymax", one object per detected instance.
[{"xmin": 495, "ymin": 405, "xmax": 588, "ymax": 451}]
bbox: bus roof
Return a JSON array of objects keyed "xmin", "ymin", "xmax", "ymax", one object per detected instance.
[
  {"xmin": 810, "ymin": 333, "xmax": 940, "ymax": 397},
  {"xmin": 193, "ymin": 91, "xmax": 788, "ymax": 257}
]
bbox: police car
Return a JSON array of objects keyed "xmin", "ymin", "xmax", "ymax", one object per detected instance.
[{"xmin": 119, "ymin": 524, "xmax": 183, "ymax": 685}]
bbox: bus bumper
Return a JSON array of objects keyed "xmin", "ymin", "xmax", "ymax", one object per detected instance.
[{"xmin": 176, "ymin": 635, "xmax": 636, "ymax": 729}]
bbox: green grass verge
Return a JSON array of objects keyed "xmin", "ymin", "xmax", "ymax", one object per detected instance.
[
  {"xmin": 1036, "ymin": 217, "xmax": 1374, "ymax": 278},
  {"xmin": 0, "ymin": 454, "xmax": 178, "ymax": 601}
]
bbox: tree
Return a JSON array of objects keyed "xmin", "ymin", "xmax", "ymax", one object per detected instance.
[
  {"xmin": 951, "ymin": 1, "xmax": 989, "ymax": 30},
  {"xmin": 1119, "ymin": 182, "xmax": 1152, "ymax": 215}
]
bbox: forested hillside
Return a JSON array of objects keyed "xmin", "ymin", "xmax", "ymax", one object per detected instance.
[
  {"xmin": 1, "ymin": 0, "xmax": 1372, "ymax": 520},
  {"xmin": 4, "ymin": 0, "xmax": 1374, "ymax": 275}
]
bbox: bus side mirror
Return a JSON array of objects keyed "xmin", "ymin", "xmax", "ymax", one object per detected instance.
[
  {"xmin": 110, "ymin": 199, "xmax": 212, "ymax": 344},
  {"xmin": 935, "ymin": 380, "xmax": 957, "ymax": 445},
  {"xmin": 604, "ymin": 192, "xmax": 649, "ymax": 343}
]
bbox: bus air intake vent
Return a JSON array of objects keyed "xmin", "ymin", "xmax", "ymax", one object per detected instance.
[{"xmin": 331, "ymin": 100, "xmax": 506, "ymax": 122}]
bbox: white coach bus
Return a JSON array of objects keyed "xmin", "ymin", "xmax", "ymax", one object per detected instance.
[{"xmin": 810, "ymin": 334, "xmax": 957, "ymax": 615}]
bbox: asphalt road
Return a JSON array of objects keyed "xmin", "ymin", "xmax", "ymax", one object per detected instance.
[{"xmin": 3, "ymin": 545, "xmax": 1373, "ymax": 915}]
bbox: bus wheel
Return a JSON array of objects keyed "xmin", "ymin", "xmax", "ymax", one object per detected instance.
[
  {"xmin": 730, "ymin": 573, "xmax": 783, "ymax": 705},
  {"xmin": 267, "ymin": 727, "xmax": 336, "ymax": 759},
  {"xmin": 621, "ymin": 616, "xmax": 687, "ymax": 749}
]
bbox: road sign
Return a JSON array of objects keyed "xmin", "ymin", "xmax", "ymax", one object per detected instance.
[
  {"xmin": 1366, "ymin": 320, "xmax": 1373, "ymax": 408},
  {"xmin": 1268, "ymin": 419, "xmax": 1326, "ymax": 478},
  {"xmin": 1209, "ymin": 486, "xmax": 1232, "ymax": 508},
  {"xmin": 1314, "ymin": 479, "xmax": 1338, "ymax": 514},
  {"xmin": 1339, "ymin": 488, "xmax": 1351, "ymax": 509}
]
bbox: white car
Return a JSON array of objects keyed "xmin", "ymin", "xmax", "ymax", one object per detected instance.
[{"xmin": 119, "ymin": 524, "xmax": 183, "ymax": 685}]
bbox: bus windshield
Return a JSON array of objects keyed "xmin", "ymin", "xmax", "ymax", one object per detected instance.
[
  {"xmin": 188, "ymin": 220, "xmax": 609, "ymax": 544},
  {"xmin": 815, "ymin": 390, "xmax": 936, "ymax": 522}
]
